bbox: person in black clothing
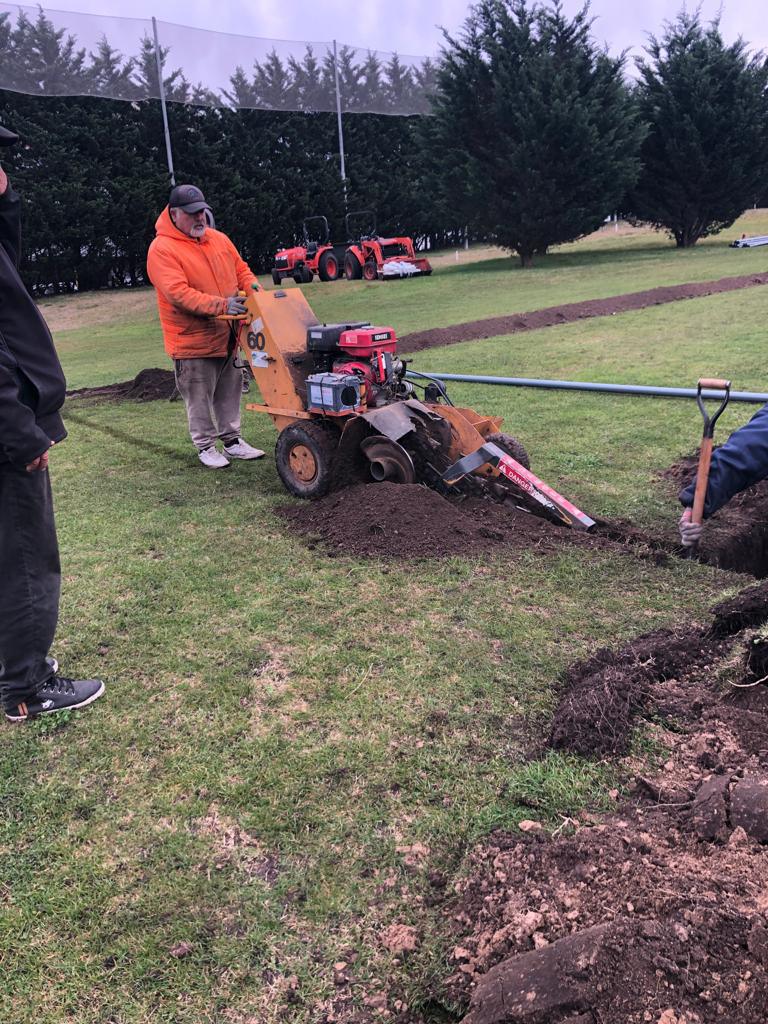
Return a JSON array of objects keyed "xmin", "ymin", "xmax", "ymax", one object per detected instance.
[
  {"xmin": 0, "ymin": 123, "xmax": 105, "ymax": 722},
  {"xmin": 679, "ymin": 403, "xmax": 768, "ymax": 547}
]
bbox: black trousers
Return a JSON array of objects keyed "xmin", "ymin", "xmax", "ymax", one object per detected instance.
[{"xmin": 0, "ymin": 462, "xmax": 60, "ymax": 711}]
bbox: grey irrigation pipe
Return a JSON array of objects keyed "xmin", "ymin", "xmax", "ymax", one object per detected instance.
[{"xmin": 406, "ymin": 372, "xmax": 768, "ymax": 405}]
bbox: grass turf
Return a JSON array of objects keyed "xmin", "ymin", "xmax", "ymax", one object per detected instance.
[{"xmin": 3, "ymin": 218, "xmax": 767, "ymax": 1023}]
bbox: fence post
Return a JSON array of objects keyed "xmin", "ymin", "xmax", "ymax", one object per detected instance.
[
  {"xmin": 332, "ymin": 40, "xmax": 347, "ymax": 208},
  {"xmin": 152, "ymin": 16, "xmax": 176, "ymax": 186}
]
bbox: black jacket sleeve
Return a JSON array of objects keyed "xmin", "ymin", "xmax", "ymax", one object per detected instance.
[
  {"xmin": 0, "ymin": 182, "xmax": 55, "ymax": 465},
  {"xmin": 679, "ymin": 402, "xmax": 768, "ymax": 517},
  {"xmin": 0, "ymin": 184, "xmax": 21, "ymax": 269},
  {"xmin": 0, "ymin": 341, "xmax": 52, "ymax": 465}
]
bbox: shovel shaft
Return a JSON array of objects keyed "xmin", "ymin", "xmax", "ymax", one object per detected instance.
[
  {"xmin": 685, "ymin": 435, "xmax": 714, "ymax": 558},
  {"xmin": 691, "ymin": 436, "xmax": 714, "ymax": 527}
]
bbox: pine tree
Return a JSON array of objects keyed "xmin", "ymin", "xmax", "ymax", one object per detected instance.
[
  {"xmin": 629, "ymin": 11, "xmax": 768, "ymax": 247},
  {"xmin": 431, "ymin": 0, "xmax": 644, "ymax": 266}
]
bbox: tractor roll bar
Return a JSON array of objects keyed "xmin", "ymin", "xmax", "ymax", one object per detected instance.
[{"xmin": 406, "ymin": 372, "xmax": 768, "ymax": 405}]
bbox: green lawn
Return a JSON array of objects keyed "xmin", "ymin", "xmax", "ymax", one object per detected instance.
[{"xmin": 2, "ymin": 222, "xmax": 765, "ymax": 1023}]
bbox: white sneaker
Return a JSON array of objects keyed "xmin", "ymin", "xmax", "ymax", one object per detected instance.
[
  {"xmin": 198, "ymin": 446, "xmax": 230, "ymax": 469},
  {"xmin": 223, "ymin": 439, "xmax": 265, "ymax": 460}
]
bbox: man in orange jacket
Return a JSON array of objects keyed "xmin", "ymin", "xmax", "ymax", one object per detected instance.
[{"xmin": 147, "ymin": 184, "xmax": 264, "ymax": 469}]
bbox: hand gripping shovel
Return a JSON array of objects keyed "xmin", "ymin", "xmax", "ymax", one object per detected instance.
[{"xmin": 687, "ymin": 377, "xmax": 731, "ymax": 557}]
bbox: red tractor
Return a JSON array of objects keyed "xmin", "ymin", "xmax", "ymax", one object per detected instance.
[
  {"xmin": 343, "ymin": 210, "xmax": 432, "ymax": 281},
  {"xmin": 271, "ymin": 216, "xmax": 346, "ymax": 286}
]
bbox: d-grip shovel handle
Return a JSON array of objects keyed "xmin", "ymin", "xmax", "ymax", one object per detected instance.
[{"xmin": 695, "ymin": 378, "xmax": 731, "ymax": 441}]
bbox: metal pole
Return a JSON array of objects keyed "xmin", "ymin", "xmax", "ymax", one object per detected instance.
[
  {"xmin": 152, "ymin": 16, "xmax": 176, "ymax": 186},
  {"xmin": 332, "ymin": 40, "xmax": 347, "ymax": 207},
  {"xmin": 406, "ymin": 372, "xmax": 768, "ymax": 405}
]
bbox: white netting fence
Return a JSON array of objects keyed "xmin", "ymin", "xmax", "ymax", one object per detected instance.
[{"xmin": 0, "ymin": 2, "xmax": 437, "ymax": 114}]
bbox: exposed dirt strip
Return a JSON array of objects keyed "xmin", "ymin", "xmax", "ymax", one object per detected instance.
[{"xmin": 399, "ymin": 271, "xmax": 768, "ymax": 353}]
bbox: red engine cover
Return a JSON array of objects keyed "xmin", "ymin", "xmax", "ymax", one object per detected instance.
[{"xmin": 338, "ymin": 326, "xmax": 397, "ymax": 357}]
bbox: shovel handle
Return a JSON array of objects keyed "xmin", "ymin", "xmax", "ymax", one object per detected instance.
[
  {"xmin": 691, "ymin": 436, "xmax": 713, "ymax": 527},
  {"xmin": 698, "ymin": 377, "xmax": 731, "ymax": 391}
]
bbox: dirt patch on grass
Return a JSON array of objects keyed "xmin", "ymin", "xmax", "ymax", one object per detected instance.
[
  {"xmin": 400, "ymin": 271, "xmax": 768, "ymax": 353},
  {"xmin": 444, "ymin": 582, "xmax": 768, "ymax": 1024},
  {"xmin": 65, "ymin": 367, "xmax": 176, "ymax": 403},
  {"xmin": 661, "ymin": 454, "xmax": 768, "ymax": 577}
]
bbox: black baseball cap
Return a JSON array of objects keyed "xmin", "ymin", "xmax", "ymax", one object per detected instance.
[
  {"xmin": 168, "ymin": 184, "xmax": 210, "ymax": 213},
  {"xmin": 0, "ymin": 125, "xmax": 19, "ymax": 148}
]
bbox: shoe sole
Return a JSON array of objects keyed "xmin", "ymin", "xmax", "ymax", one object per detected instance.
[
  {"xmin": 224, "ymin": 452, "xmax": 265, "ymax": 460},
  {"xmin": 5, "ymin": 681, "xmax": 106, "ymax": 723}
]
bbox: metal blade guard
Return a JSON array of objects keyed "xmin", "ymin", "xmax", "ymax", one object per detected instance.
[{"xmin": 442, "ymin": 442, "xmax": 596, "ymax": 531}]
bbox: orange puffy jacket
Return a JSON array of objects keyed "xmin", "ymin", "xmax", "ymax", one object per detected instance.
[{"xmin": 146, "ymin": 207, "xmax": 257, "ymax": 359}]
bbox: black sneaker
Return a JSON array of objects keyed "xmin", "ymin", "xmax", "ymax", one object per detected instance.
[{"xmin": 5, "ymin": 676, "xmax": 105, "ymax": 722}]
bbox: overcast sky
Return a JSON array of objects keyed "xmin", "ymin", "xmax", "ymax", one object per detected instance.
[{"xmin": 54, "ymin": 0, "xmax": 767, "ymax": 59}]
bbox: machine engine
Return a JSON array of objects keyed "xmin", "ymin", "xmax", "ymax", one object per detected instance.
[{"xmin": 305, "ymin": 322, "xmax": 414, "ymax": 410}]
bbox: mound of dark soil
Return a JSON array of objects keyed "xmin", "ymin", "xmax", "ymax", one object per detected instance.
[
  {"xmin": 401, "ymin": 271, "xmax": 768, "ymax": 353},
  {"xmin": 548, "ymin": 584, "xmax": 768, "ymax": 759},
  {"xmin": 278, "ymin": 482, "xmax": 567, "ymax": 560},
  {"xmin": 279, "ymin": 482, "xmax": 674, "ymax": 564},
  {"xmin": 661, "ymin": 454, "xmax": 768, "ymax": 577},
  {"xmin": 65, "ymin": 367, "xmax": 176, "ymax": 404},
  {"xmin": 549, "ymin": 626, "xmax": 717, "ymax": 757}
]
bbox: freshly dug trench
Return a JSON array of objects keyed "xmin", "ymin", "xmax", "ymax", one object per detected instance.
[{"xmin": 400, "ymin": 271, "xmax": 768, "ymax": 354}]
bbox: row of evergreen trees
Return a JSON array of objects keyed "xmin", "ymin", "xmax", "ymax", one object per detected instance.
[
  {"xmin": 0, "ymin": 8, "xmax": 435, "ymax": 112},
  {"xmin": 1, "ymin": 1, "xmax": 767, "ymax": 294}
]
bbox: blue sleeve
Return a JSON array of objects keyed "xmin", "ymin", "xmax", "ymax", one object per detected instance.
[{"xmin": 679, "ymin": 402, "xmax": 768, "ymax": 517}]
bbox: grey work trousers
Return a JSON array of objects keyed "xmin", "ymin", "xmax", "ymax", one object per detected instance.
[
  {"xmin": 174, "ymin": 355, "xmax": 242, "ymax": 451},
  {"xmin": 0, "ymin": 463, "xmax": 60, "ymax": 711}
]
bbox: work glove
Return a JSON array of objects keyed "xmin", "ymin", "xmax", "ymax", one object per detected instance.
[
  {"xmin": 225, "ymin": 296, "xmax": 247, "ymax": 316},
  {"xmin": 679, "ymin": 507, "xmax": 703, "ymax": 548}
]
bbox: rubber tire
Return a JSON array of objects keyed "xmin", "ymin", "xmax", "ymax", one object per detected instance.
[
  {"xmin": 362, "ymin": 261, "xmax": 378, "ymax": 282},
  {"xmin": 271, "ymin": 269, "xmax": 282, "ymax": 286},
  {"xmin": 344, "ymin": 253, "xmax": 362, "ymax": 280},
  {"xmin": 275, "ymin": 421, "xmax": 339, "ymax": 499},
  {"xmin": 485, "ymin": 432, "xmax": 531, "ymax": 470},
  {"xmin": 301, "ymin": 266, "xmax": 314, "ymax": 284},
  {"xmin": 318, "ymin": 250, "xmax": 340, "ymax": 282}
]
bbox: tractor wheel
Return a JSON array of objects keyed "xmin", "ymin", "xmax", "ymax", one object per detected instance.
[
  {"xmin": 301, "ymin": 266, "xmax": 314, "ymax": 284},
  {"xmin": 362, "ymin": 260, "xmax": 378, "ymax": 282},
  {"xmin": 275, "ymin": 421, "xmax": 339, "ymax": 499},
  {"xmin": 344, "ymin": 253, "xmax": 362, "ymax": 280},
  {"xmin": 271, "ymin": 269, "xmax": 282, "ymax": 286},
  {"xmin": 485, "ymin": 432, "xmax": 531, "ymax": 470},
  {"xmin": 318, "ymin": 250, "xmax": 340, "ymax": 282}
]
